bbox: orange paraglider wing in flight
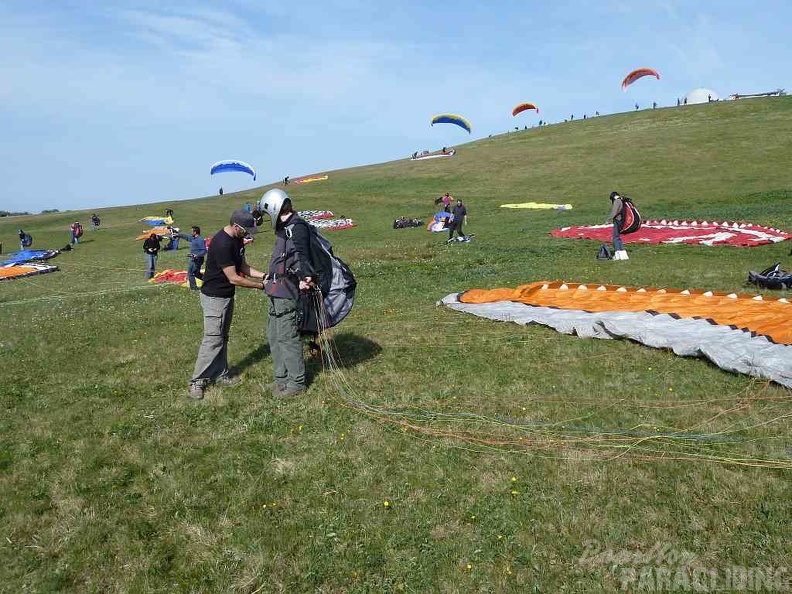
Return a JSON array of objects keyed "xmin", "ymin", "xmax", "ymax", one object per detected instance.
[
  {"xmin": 621, "ymin": 68, "xmax": 660, "ymax": 90},
  {"xmin": 512, "ymin": 102, "xmax": 539, "ymax": 116}
]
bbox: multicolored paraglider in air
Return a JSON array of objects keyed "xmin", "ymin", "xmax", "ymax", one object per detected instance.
[
  {"xmin": 621, "ymin": 68, "xmax": 660, "ymax": 91},
  {"xmin": 430, "ymin": 113, "xmax": 471, "ymax": 134},
  {"xmin": 512, "ymin": 102, "xmax": 539, "ymax": 117},
  {"xmin": 209, "ymin": 160, "xmax": 256, "ymax": 180}
]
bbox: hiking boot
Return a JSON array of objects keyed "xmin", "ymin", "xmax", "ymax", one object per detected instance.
[
  {"xmin": 215, "ymin": 375, "xmax": 242, "ymax": 388},
  {"xmin": 277, "ymin": 385, "xmax": 306, "ymax": 399},
  {"xmin": 268, "ymin": 382, "xmax": 287, "ymax": 396},
  {"xmin": 187, "ymin": 381, "xmax": 205, "ymax": 400}
]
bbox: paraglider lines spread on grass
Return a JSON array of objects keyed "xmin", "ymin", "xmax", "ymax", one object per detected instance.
[{"xmin": 285, "ymin": 283, "xmax": 792, "ymax": 469}]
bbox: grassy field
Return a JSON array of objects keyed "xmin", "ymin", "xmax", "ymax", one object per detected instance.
[{"xmin": 1, "ymin": 98, "xmax": 791, "ymax": 593}]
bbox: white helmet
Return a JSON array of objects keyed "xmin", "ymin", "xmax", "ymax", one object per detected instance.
[{"xmin": 258, "ymin": 188, "xmax": 291, "ymax": 229}]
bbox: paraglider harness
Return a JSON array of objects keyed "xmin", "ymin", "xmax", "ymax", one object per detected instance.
[
  {"xmin": 393, "ymin": 217, "xmax": 424, "ymax": 229},
  {"xmin": 283, "ymin": 220, "xmax": 357, "ymax": 338},
  {"xmin": 617, "ymin": 196, "xmax": 642, "ymax": 234},
  {"xmin": 747, "ymin": 263, "xmax": 792, "ymax": 290},
  {"xmin": 20, "ymin": 233, "xmax": 33, "ymax": 248},
  {"xmin": 72, "ymin": 222, "xmax": 84, "ymax": 238}
]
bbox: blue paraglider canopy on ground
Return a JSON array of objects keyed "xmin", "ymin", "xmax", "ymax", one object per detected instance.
[
  {"xmin": 1, "ymin": 249, "xmax": 60, "ymax": 267},
  {"xmin": 427, "ymin": 212, "xmax": 453, "ymax": 232}
]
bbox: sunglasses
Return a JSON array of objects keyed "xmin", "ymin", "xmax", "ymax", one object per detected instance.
[{"xmin": 234, "ymin": 223, "xmax": 248, "ymax": 235}]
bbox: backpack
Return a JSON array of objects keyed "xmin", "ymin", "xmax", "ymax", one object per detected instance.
[
  {"xmin": 22, "ymin": 233, "xmax": 33, "ymax": 247},
  {"xmin": 286, "ymin": 219, "xmax": 356, "ymax": 332},
  {"xmin": 73, "ymin": 223, "xmax": 84, "ymax": 238},
  {"xmin": 597, "ymin": 244, "xmax": 613, "ymax": 260},
  {"xmin": 619, "ymin": 197, "xmax": 642, "ymax": 234}
]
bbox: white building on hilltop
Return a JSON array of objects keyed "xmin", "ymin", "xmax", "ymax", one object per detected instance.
[{"xmin": 684, "ymin": 88, "xmax": 719, "ymax": 104}]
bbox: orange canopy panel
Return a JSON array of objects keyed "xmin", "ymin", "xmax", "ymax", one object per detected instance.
[
  {"xmin": 0, "ymin": 264, "xmax": 59, "ymax": 280},
  {"xmin": 460, "ymin": 281, "xmax": 792, "ymax": 345},
  {"xmin": 136, "ymin": 227, "xmax": 172, "ymax": 240}
]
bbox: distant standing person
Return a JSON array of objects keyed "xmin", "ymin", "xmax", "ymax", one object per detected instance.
[
  {"xmin": 69, "ymin": 221, "xmax": 83, "ymax": 245},
  {"xmin": 178, "ymin": 226, "xmax": 207, "ymax": 291},
  {"xmin": 284, "ymin": 176, "xmax": 290, "ymax": 185},
  {"xmin": 143, "ymin": 233, "xmax": 161, "ymax": 279},
  {"xmin": 188, "ymin": 210, "xmax": 266, "ymax": 400},
  {"xmin": 91, "ymin": 213, "xmax": 100, "ymax": 230},
  {"xmin": 219, "ymin": 187, "xmax": 224, "ymax": 196},
  {"xmin": 18, "ymin": 229, "xmax": 29, "ymax": 250},
  {"xmin": 449, "ymin": 199, "xmax": 468, "ymax": 241},
  {"xmin": 244, "ymin": 201, "xmax": 251, "ymax": 213},
  {"xmin": 441, "ymin": 192, "xmax": 453, "ymax": 213},
  {"xmin": 606, "ymin": 191, "xmax": 629, "ymax": 261}
]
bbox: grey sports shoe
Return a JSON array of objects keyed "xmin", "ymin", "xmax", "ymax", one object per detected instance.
[
  {"xmin": 187, "ymin": 381, "xmax": 205, "ymax": 400},
  {"xmin": 268, "ymin": 382, "xmax": 287, "ymax": 396},
  {"xmin": 277, "ymin": 385, "xmax": 306, "ymax": 399},
  {"xmin": 215, "ymin": 375, "xmax": 242, "ymax": 388}
]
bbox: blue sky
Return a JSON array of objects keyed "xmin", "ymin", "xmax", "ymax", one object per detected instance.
[{"xmin": 1, "ymin": 0, "xmax": 789, "ymax": 213}]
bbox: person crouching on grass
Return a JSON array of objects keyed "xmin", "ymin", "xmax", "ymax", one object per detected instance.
[{"xmin": 187, "ymin": 210, "xmax": 267, "ymax": 400}]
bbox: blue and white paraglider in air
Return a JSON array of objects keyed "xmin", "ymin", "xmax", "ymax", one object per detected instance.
[{"xmin": 210, "ymin": 160, "xmax": 257, "ymax": 181}]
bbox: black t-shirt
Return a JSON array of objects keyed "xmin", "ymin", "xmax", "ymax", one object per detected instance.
[{"xmin": 201, "ymin": 229, "xmax": 244, "ymax": 298}]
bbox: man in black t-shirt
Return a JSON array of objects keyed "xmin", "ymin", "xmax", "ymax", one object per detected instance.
[
  {"xmin": 188, "ymin": 210, "xmax": 267, "ymax": 400},
  {"xmin": 449, "ymin": 199, "xmax": 468, "ymax": 241}
]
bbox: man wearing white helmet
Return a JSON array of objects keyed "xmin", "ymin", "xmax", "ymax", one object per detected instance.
[{"xmin": 258, "ymin": 188, "xmax": 316, "ymax": 398}]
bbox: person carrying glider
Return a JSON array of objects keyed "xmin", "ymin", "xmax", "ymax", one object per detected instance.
[
  {"xmin": 449, "ymin": 198, "xmax": 468, "ymax": 241},
  {"xmin": 606, "ymin": 191, "xmax": 628, "ymax": 260},
  {"xmin": 434, "ymin": 191, "xmax": 453, "ymax": 213},
  {"xmin": 188, "ymin": 210, "xmax": 266, "ymax": 400},
  {"xmin": 259, "ymin": 188, "xmax": 316, "ymax": 399},
  {"xmin": 18, "ymin": 229, "xmax": 32, "ymax": 250},
  {"xmin": 143, "ymin": 233, "xmax": 162, "ymax": 279},
  {"xmin": 177, "ymin": 226, "xmax": 207, "ymax": 291},
  {"xmin": 69, "ymin": 221, "xmax": 83, "ymax": 245}
]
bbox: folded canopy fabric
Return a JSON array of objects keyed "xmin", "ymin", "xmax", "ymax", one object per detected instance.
[
  {"xmin": 298, "ymin": 210, "xmax": 334, "ymax": 220},
  {"xmin": 501, "ymin": 202, "xmax": 573, "ymax": 210},
  {"xmin": 292, "ymin": 175, "xmax": 328, "ymax": 184},
  {"xmin": 0, "ymin": 263, "xmax": 59, "ymax": 281},
  {"xmin": 441, "ymin": 281, "xmax": 792, "ymax": 388},
  {"xmin": 139, "ymin": 216, "xmax": 174, "ymax": 226},
  {"xmin": 552, "ymin": 220, "xmax": 790, "ymax": 247},
  {"xmin": 310, "ymin": 218, "xmax": 356, "ymax": 231},
  {"xmin": 135, "ymin": 227, "xmax": 173, "ymax": 240},
  {"xmin": 149, "ymin": 269, "xmax": 202, "ymax": 288},
  {"xmin": 0, "ymin": 250, "xmax": 59, "ymax": 266}
]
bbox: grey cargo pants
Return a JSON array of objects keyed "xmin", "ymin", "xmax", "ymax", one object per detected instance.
[
  {"xmin": 267, "ymin": 296, "xmax": 305, "ymax": 389},
  {"xmin": 191, "ymin": 293, "xmax": 234, "ymax": 384}
]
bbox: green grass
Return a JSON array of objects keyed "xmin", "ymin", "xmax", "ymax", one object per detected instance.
[{"xmin": 1, "ymin": 98, "xmax": 791, "ymax": 592}]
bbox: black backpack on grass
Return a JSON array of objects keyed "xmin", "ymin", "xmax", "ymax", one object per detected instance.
[{"xmin": 597, "ymin": 244, "xmax": 613, "ymax": 260}]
